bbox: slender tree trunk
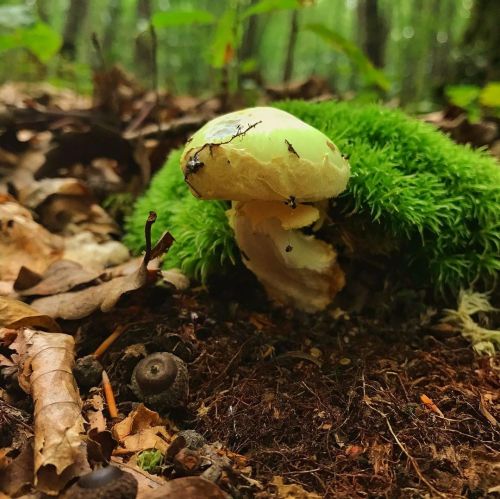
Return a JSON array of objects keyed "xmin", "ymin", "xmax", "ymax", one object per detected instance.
[
  {"xmin": 454, "ymin": 0, "xmax": 500, "ymax": 84},
  {"xmin": 134, "ymin": 0, "xmax": 153, "ymax": 78},
  {"xmin": 283, "ymin": 10, "xmax": 299, "ymax": 83},
  {"xmin": 36, "ymin": 0, "xmax": 49, "ymax": 23},
  {"xmin": 357, "ymin": 0, "xmax": 387, "ymax": 68},
  {"xmin": 102, "ymin": 0, "xmax": 123, "ymax": 58},
  {"xmin": 61, "ymin": 0, "xmax": 90, "ymax": 60}
]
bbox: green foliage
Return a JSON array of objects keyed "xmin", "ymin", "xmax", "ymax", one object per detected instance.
[
  {"xmin": 125, "ymin": 101, "xmax": 500, "ymax": 294},
  {"xmin": 151, "ymin": 10, "xmax": 216, "ymax": 28},
  {"xmin": 123, "ymin": 150, "xmax": 237, "ymax": 283},
  {"xmin": 0, "ymin": 21, "xmax": 62, "ymax": 64},
  {"xmin": 305, "ymin": 24, "xmax": 390, "ymax": 91},
  {"xmin": 137, "ymin": 449, "xmax": 163, "ymax": 474},
  {"xmin": 446, "ymin": 82, "xmax": 500, "ymax": 121},
  {"xmin": 242, "ymin": 0, "xmax": 301, "ymax": 19},
  {"xmin": 210, "ymin": 8, "xmax": 239, "ymax": 69}
]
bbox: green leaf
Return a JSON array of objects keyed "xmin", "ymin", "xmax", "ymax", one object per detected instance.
[
  {"xmin": 305, "ymin": 23, "xmax": 390, "ymax": 91},
  {"xmin": 242, "ymin": 0, "xmax": 300, "ymax": 19},
  {"xmin": 151, "ymin": 9, "xmax": 215, "ymax": 28},
  {"xmin": 445, "ymin": 84, "xmax": 481, "ymax": 108},
  {"xmin": 209, "ymin": 8, "xmax": 237, "ymax": 68},
  {"xmin": 479, "ymin": 82, "xmax": 500, "ymax": 108},
  {"xmin": 0, "ymin": 5, "xmax": 34, "ymax": 29},
  {"xmin": 0, "ymin": 22, "xmax": 62, "ymax": 63}
]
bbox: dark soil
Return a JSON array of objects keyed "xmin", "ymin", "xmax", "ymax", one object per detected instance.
[{"xmin": 75, "ymin": 276, "xmax": 500, "ymax": 498}]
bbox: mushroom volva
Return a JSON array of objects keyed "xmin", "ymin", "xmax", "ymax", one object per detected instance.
[{"xmin": 180, "ymin": 107, "xmax": 350, "ymax": 311}]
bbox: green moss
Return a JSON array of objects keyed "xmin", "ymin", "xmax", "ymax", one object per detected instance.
[
  {"xmin": 123, "ymin": 149, "xmax": 237, "ymax": 282},
  {"xmin": 124, "ymin": 101, "xmax": 500, "ymax": 292}
]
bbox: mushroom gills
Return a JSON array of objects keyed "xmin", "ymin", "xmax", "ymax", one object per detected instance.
[{"xmin": 228, "ymin": 200, "xmax": 345, "ymax": 312}]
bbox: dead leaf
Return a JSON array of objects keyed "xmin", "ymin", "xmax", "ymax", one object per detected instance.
[
  {"xmin": 63, "ymin": 231, "xmax": 129, "ymax": 270},
  {"xmin": 270, "ymin": 476, "xmax": 322, "ymax": 499},
  {"xmin": 0, "ymin": 438, "xmax": 34, "ymax": 497},
  {"xmin": 0, "ymin": 297, "xmax": 60, "ymax": 331},
  {"xmin": 111, "ymin": 459, "xmax": 165, "ymax": 499},
  {"xmin": 112, "ymin": 404, "xmax": 174, "ymax": 455},
  {"xmin": 0, "ymin": 201, "xmax": 63, "ymax": 280},
  {"xmin": 31, "ymin": 215, "xmax": 173, "ymax": 320},
  {"xmin": 10, "ymin": 329, "xmax": 90, "ymax": 494},
  {"xmin": 16, "ymin": 260, "xmax": 103, "ymax": 297}
]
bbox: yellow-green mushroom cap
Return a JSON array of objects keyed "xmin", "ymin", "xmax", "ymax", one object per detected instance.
[{"xmin": 181, "ymin": 107, "xmax": 350, "ymax": 202}]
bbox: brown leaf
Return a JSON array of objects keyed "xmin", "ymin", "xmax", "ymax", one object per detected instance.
[
  {"xmin": 112, "ymin": 404, "xmax": 174, "ymax": 454},
  {"xmin": 10, "ymin": 329, "xmax": 90, "ymax": 494},
  {"xmin": 0, "ymin": 438, "xmax": 34, "ymax": 497},
  {"xmin": 0, "ymin": 296, "xmax": 60, "ymax": 332},
  {"xmin": 16, "ymin": 260, "xmax": 103, "ymax": 297},
  {"xmin": 270, "ymin": 476, "xmax": 322, "ymax": 499},
  {"xmin": 0, "ymin": 201, "xmax": 63, "ymax": 280},
  {"xmin": 139, "ymin": 476, "xmax": 226, "ymax": 499},
  {"xmin": 30, "ymin": 221, "xmax": 173, "ymax": 320}
]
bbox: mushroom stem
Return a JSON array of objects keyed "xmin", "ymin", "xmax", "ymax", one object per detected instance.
[{"xmin": 228, "ymin": 200, "xmax": 345, "ymax": 311}]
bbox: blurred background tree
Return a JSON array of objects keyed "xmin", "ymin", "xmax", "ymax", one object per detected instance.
[{"xmin": 0, "ymin": 0, "xmax": 498, "ymax": 112}]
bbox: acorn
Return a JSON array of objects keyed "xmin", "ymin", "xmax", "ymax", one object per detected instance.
[
  {"xmin": 141, "ymin": 476, "xmax": 226, "ymax": 499},
  {"xmin": 130, "ymin": 352, "xmax": 188, "ymax": 411},
  {"xmin": 62, "ymin": 465, "xmax": 137, "ymax": 499}
]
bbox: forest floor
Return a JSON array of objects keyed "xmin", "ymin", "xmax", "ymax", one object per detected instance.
[{"xmin": 0, "ymin": 71, "xmax": 499, "ymax": 498}]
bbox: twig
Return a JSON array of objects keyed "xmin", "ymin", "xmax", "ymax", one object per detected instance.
[
  {"xmin": 102, "ymin": 370, "xmax": 118, "ymax": 419},
  {"xmin": 385, "ymin": 418, "xmax": 445, "ymax": 497},
  {"xmin": 94, "ymin": 324, "xmax": 126, "ymax": 358}
]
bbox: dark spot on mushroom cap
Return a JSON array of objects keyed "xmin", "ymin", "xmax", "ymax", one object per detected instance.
[{"xmin": 134, "ymin": 352, "xmax": 178, "ymax": 395}]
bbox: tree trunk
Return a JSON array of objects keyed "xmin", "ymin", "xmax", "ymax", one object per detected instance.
[
  {"xmin": 455, "ymin": 0, "xmax": 500, "ymax": 84},
  {"xmin": 134, "ymin": 0, "xmax": 153, "ymax": 79},
  {"xmin": 61, "ymin": 0, "xmax": 90, "ymax": 60},
  {"xmin": 102, "ymin": 0, "xmax": 123, "ymax": 59},
  {"xmin": 357, "ymin": 0, "xmax": 387, "ymax": 68},
  {"xmin": 36, "ymin": 0, "xmax": 50, "ymax": 24},
  {"xmin": 283, "ymin": 10, "xmax": 299, "ymax": 83}
]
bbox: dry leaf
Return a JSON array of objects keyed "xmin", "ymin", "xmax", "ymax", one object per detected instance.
[
  {"xmin": 10, "ymin": 329, "xmax": 90, "ymax": 494},
  {"xmin": 111, "ymin": 459, "xmax": 165, "ymax": 499},
  {"xmin": 63, "ymin": 231, "xmax": 129, "ymax": 269},
  {"xmin": 0, "ymin": 201, "xmax": 63, "ymax": 280},
  {"xmin": 31, "ymin": 216, "xmax": 173, "ymax": 320},
  {"xmin": 0, "ymin": 439, "xmax": 34, "ymax": 497},
  {"xmin": 271, "ymin": 476, "xmax": 322, "ymax": 499},
  {"xmin": 0, "ymin": 297, "xmax": 60, "ymax": 332},
  {"xmin": 16, "ymin": 260, "xmax": 103, "ymax": 297},
  {"xmin": 112, "ymin": 404, "xmax": 174, "ymax": 454}
]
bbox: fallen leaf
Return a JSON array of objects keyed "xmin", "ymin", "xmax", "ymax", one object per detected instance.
[
  {"xmin": 111, "ymin": 459, "xmax": 165, "ymax": 499},
  {"xmin": 31, "ymin": 214, "xmax": 173, "ymax": 320},
  {"xmin": 0, "ymin": 297, "xmax": 60, "ymax": 332},
  {"xmin": 0, "ymin": 438, "xmax": 34, "ymax": 497},
  {"xmin": 16, "ymin": 260, "xmax": 103, "ymax": 297},
  {"xmin": 63, "ymin": 231, "xmax": 130, "ymax": 270},
  {"xmin": 10, "ymin": 329, "xmax": 90, "ymax": 494},
  {"xmin": 0, "ymin": 201, "xmax": 63, "ymax": 280},
  {"xmin": 112, "ymin": 404, "xmax": 174, "ymax": 455},
  {"xmin": 271, "ymin": 476, "xmax": 322, "ymax": 499}
]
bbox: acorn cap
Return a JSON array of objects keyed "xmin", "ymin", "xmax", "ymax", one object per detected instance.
[
  {"xmin": 181, "ymin": 107, "xmax": 350, "ymax": 203},
  {"xmin": 131, "ymin": 352, "xmax": 189, "ymax": 410},
  {"xmin": 62, "ymin": 466, "xmax": 137, "ymax": 499},
  {"xmin": 141, "ymin": 476, "xmax": 226, "ymax": 499}
]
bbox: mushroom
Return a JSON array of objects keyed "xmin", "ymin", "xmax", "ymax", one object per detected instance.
[
  {"xmin": 130, "ymin": 352, "xmax": 188, "ymax": 411},
  {"xmin": 180, "ymin": 107, "xmax": 350, "ymax": 311}
]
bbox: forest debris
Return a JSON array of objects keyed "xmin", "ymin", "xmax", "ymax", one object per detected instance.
[
  {"xmin": 16, "ymin": 260, "xmax": 103, "ymax": 297},
  {"xmin": 442, "ymin": 289, "xmax": 500, "ymax": 354},
  {"xmin": 112, "ymin": 404, "xmax": 174, "ymax": 455},
  {"xmin": 0, "ymin": 439, "xmax": 34, "ymax": 497},
  {"xmin": 63, "ymin": 232, "xmax": 129, "ymax": 269},
  {"xmin": 10, "ymin": 329, "xmax": 90, "ymax": 494},
  {"xmin": 139, "ymin": 476, "xmax": 226, "ymax": 499},
  {"xmin": 478, "ymin": 392, "xmax": 498, "ymax": 427},
  {"xmin": 0, "ymin": 296, "xmax": 60, "ymax": 332},
  {"xmin": 30, "ymin": 213, "xmax": 173, "ymax": 320},
  {"xmin": 102, "ymin": 370, "xmax": 118, "ymax": 419},
  {"xmin": 0, "ymin": 201, "xmax": 63, "ymax": 280},
  {"xmin": 270, "ymin": 476, "xmax": 322, "ymax": 498},
  {"xmin": 420, "ymin": 394, "xmax": 444, "ymax": 417}
]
